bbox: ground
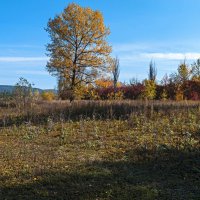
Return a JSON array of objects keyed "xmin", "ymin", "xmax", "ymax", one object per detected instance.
[{"xmin": 0, "ymin": 101, "xmax": 200, "ymax": 199}]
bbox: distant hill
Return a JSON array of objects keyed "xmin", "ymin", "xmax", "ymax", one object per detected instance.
[
  {"xmin": 0, "ymin": 85, "xmax": 57, "ymax": 94},
  {"xmin": 0, "ymin": 85, "xmax": 14, "ymax": 93}
]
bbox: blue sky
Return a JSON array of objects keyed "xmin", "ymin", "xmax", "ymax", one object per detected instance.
[{"xmin": 1, "ymin": 0, "xmax": 200, "ymax": 89}]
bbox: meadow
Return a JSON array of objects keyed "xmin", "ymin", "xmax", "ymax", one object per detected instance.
[{"xmin": 0, "ymin": 100, "xmax": 200, "ymax": 199}]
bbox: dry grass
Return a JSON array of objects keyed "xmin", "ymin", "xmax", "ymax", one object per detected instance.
[
  {"xmin": 0, "ymin": 100, "xmax": 200, "ymax": 199},
  {"xmin": 1, "ymin": 100, "xmax": 200, "ymax": 126}
]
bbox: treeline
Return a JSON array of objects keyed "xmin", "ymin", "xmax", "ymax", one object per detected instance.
[
  {"xmin": 59, "ymin": 59, "xmax": 200, "ymax": 101},
  {"xmin": 1, "ymin": 58, "xmax": 200, "ymax": 104}
]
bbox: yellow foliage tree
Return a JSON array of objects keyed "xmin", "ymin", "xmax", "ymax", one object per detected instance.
[
  {"xmin": 41, "ymin": 91, "xmax": 55, "ymax": 101},
  {"xmin": 95, "ymin": 78, "xmax": 113, "ymax": 88},
  {"xmin": 107, "ymin": 90, "xmax": 124, "ymax": 100},
  {"xmin": 46, "ymin": 3, "xmax": 112, "ymax": 101},
  {"xmin": 175, "ymin": 90, "xmax": 184, "ymax": 101},
  {"xmin": 95, "ymin": 78, "xmax": 121, "ymax": 88},
  {"xmin": 143, "ymin": 79, "xmax": 156, "ymax": 100},
  {"xmin": 161, "ymin": 89, "xmax": 168, "ymax": 101}
]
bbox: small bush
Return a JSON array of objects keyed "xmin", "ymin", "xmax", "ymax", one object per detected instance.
[{"xmin": 41, "ymin": 92, "xmax": 55, "ymax": 101}]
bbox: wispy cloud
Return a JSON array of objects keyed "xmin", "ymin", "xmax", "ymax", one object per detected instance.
[
  {"xmin": 113, "ymin": 41, "xmax": 200, "ymax": 54},
  {"xmin": 0, "ymin": 57, "xmax": 48, "ymax": 62},
  {"xmin": 15, "ymin": 70, "xmax": 49, "ymax": 75},
  {"xmin": 117, "ymin": 52, "xmax": 200, "ymax": 68},
  {"xmin": 112, "ymin": 43, "xmax": 200, "ymax": 69},
  {"xmin": 0, "ymin": 44, "xmax": 44, "ymax": 48},
  {"xmin": 142, "ymin": 53, "xmax": 200, "ymax": 60}
]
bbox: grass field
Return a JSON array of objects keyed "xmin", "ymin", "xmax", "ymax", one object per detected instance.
[{"xmin": 0, "ymin": 100, "xmax": 200, "ymax": 199}]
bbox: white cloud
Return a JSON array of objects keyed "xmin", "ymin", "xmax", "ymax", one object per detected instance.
[
  {"xmin": 115, "ymin": 52, "xmax": 200, "ymax": 69},
  {"xmin": 0, "ymin": 44, "xmax": 43, "ymax": 48},
  {"xmin": 0, "ymin": 57, "xmax": 48, "ymax": 62},
  {"xmin": 142, "ymin": 53, "xmax": 200, "ymax": 60},
  {"xmin": 113, "ymin": 42, "xmax": 200, "ymax": 60},
  {"xmin": 112, "ymin": 43, "xmax": 200, "ymax": 70},
  {"xmin": 15, "ymin": 70, "xmax": 49, "ymax": 75}
]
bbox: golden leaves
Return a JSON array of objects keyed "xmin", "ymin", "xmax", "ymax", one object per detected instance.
[{"xmin": 46, "ymin": 3, "xmax": 112, "ymax": 99}]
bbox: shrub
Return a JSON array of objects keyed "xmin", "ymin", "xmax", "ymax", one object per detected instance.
[
  {"xmin": 143, "ymin": 80, "xmax": 156, "ymax": 100},
  {"xmin": 41, "ymin": 91, "xmax": 55, "ymax": 101}
]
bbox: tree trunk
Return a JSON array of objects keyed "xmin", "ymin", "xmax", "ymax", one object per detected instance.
[{"xmin": 70, "ymin": 69, "xmax": 76, "ymax": 102}]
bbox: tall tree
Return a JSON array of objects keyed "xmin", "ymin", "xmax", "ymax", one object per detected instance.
[
  {"xmin": 148, "ymin": 60, "xmax": 157, "ymax": 81},
  {"xmin": 169, "ymin": 61, "xmax": 191, "ymax": 84},
  {"xmin": 46, "ymin": 3, "xmax": 112, "ymax": 101},
  {"xmin": 111, "ymin": 57, "xmax": 120, "ymax": 99},
  {"xmin": 143, "ymin": 79, "xmax": 156, "ymax": 100},
  {"xmin": 191, "ymin": 58, "xmax": 200, "ymax": 81},
  {"xmin": 177, "ymin": 61, "xmax": 191, "ymax": 83},
  {"xmin": 14, "ymin": 77, "xmax": 34, "ymax": 112},
  {"xmin": 169, "ymin": 61, "xmax": 191, "ymax": 100}
]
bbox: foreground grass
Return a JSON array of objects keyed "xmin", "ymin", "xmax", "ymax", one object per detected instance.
[{"xmin": 0, "ymin": 106, "xmax": 200, "ymax": 199}]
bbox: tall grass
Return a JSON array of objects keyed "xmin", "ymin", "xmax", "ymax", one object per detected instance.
[{"xmin": 0, "ymin": 100, "xmax": 200, "ymax": 127}]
